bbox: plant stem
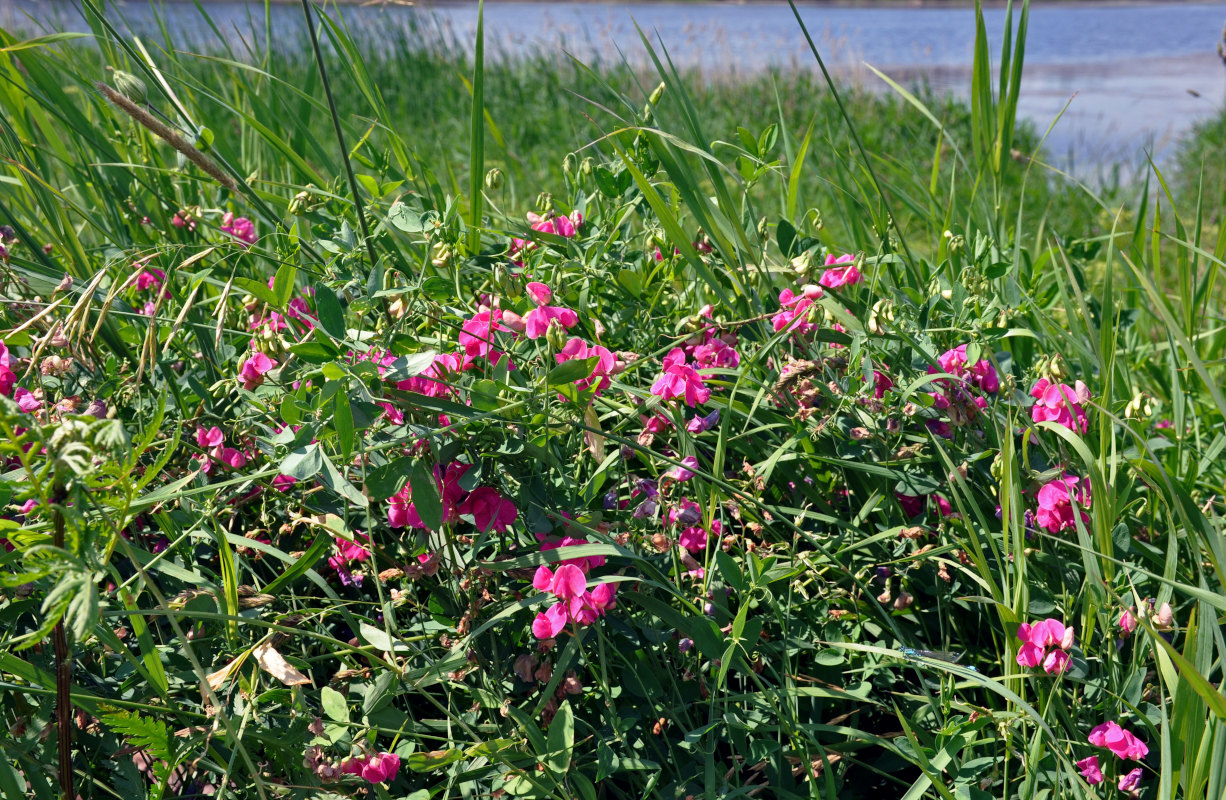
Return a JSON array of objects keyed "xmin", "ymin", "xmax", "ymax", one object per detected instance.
[
  {"xmin": 52, "ymin": 490, "xmax": 73, "ymax": 800},
  {"xmin": 300, "ymin": 0, "xmax": 380, "ymax": 272}
]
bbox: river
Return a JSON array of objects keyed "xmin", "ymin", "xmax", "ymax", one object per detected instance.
[{"xmin": 4, "ymin": 1, "xmax": 1225, "ymax": 172}]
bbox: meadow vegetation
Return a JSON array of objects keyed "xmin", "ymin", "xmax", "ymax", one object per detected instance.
[{"xmin": 0, "ymin": 1, "xmax": 1225, "ymax": 798}]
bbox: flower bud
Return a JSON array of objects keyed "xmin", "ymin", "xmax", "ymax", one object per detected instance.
[
  {"xmin": 485, "ymin": 167, "xmax": 504, "ymax": 191},
  {"xmin": 545, "ymin": 318, "xmax": 568, "ymax": 351},
  {"xmin": 109, "ymin": 67, "xmax": 148, "ymax": 104}
]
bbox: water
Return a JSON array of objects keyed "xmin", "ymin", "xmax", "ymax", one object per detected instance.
[{"xmin": 4, "ymin": 1, "xmax": 1224, "ymax": 170}]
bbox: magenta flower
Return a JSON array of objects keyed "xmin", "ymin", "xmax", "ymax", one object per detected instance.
[
  {"xmin": 0, "ymin": 341, "xmax": 14, "ymax": 398},
  {"xmin": 457, "ymin": 486, "xmax": 517, "ymax": 533},
  {"xmin": 1119, "ymin": 607, "xmax": 1137, "ymax": 634},
  {"xmin": 525, "ymin": 281, "xmax": 552, "ymax": 306},
  {"xmin": 1035, "ymin": 474, "xmax": 1091, "ymax": 533},
  {"xmin": 1016, "ymin": 641, "xmax": 1046, "ymax": 669},
  {"xmin": 532, "ymin": 603, "xmax": 569, "ymax": 639},
  {"xmin": 14, "ymin": 387, "xmax": 41, "ymax": 413},
  {"xmin": 239, "ymin": 352, "xmax": 276, "ymax": 390},
  {"xmin": 459, "ymin": 309, "xmax": 513, "ymax": 362},
  {"xmin": 537, "ymin": 535, "xmax": 606, "ymax": 574},
  {"xmin": 220, "ymin": 212, "xmax": 256, "ymax": 246},
  {"xmin": 134, "ymin": 267, "xmax": 166, "ymax": 292},
  {"xmin": 771, "ymin": 286, "xmax": 820, "ymax": 335},
  {"xmin": 1031, "ymin": 378, "xmax": 1091, "ymax": 433},
  {"xmin": 1075, "ymin": 755, "xmax": 1104, "ymax": 785},
  {"xmin": 678, "ymin": 526, "xmax": 708, "ymax": 553},
  {"xmin": 555, "ymin": 338, "xmax": 615, "ymax": 395},
  {"xmin": 549, "ymin": 564, "xmax": 588, "ymax": 601},
  {"xmin": 817, "ymin": 253, "xmax": 861, "ymax": 289},
  {"xmin": 650, "ymin": 348, "xmax": 710, "ymax": 407},
  {"xmin": 196, "ymin": 426, "xmax": 225, "ymax": 449},
  {"xmin": 687, "ymin": 409, "xmax": 721, "ymax": 433},
  {"xmin": 1016, "ymin": 617, "xmax": 1074, "ymax": 673},
  {"xmin": 523, "ymin": 304, "xmax": 578, "ymax": 340},
  {"xmin": 339, "ymin": 752, "xmax": 400, "ymax": 784},
  {"xmin": 1088, "ymin": 721, "xmax": 1149, "ymax": 761},
  {"xmin": 1118, "ymin": 767, "xmax": 1143, "ymax": 792},
  {"xmin": 665, "ymin": 456, "xmax": 699, "ymax": 483}
]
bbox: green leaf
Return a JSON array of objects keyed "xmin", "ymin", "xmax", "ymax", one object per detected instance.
[
  {"xmin": 334, "ymin": 391, "xmax": 354, "ymax": 462},
  {"xmin": 279, "ymin": 443, "xmax": 324, "ymax": 480},
  {"xmin": 546, "ymin": 357, "xmax": 598, "ymax": 387},
  {"xmin": 407, "ymin": 749, "xmax": 464, "ymax": 772},
  {"xmin": 409, "ymin": 460, "xmax": 443, "ymax": 530},
  {"xmin": 314, "ymin": 284, "xmax": 346, "ymax": 339},
  {"xmin": 545, "ymin": 700, "xmax": 574, "ymax": 777},
  {"xmin": 321, "ymin": 686, "xmax": 349, "ymax": 723},
  {"xmin": 366, "ymin": 458, "xmax": 411, "ymax": 502},
  {"xmin": 272, "ymin": 261, "xmax": 297, "ymax": 308}
]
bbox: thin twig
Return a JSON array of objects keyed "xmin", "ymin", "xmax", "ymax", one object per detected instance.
[
  {"xmin": 300, "ymin": 0, "xmax": 380, "ymax": 270},
  {"xmin": 96, "ymin": 82, "xmax": 241, "ymax": 195}
]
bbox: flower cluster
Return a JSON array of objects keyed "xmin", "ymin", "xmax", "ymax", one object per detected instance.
[
  {"xmin": 220, "ymin": 212, "xmax": 257, "ymax": 246},
  {"xmin": 387, "ymin": 462, "xmax": 517, "ymax": 533},
  {"xmin": 1077, "ymin": 721, "xmax": 1147, "ymax": 792},
  {"xmin": 650, "ymin": 348, "xmax": 710, "ymax": 407},
  {"xmin": 1016, "ymin": 617, "xmax": 1074, "ymax": 674},
  {"xmin": 1030, "ymin": 378, "xmax": 1091, "ymax": 433},
  {"xmin": 339, "ymin": 751, "xmax": 400, "ymax": 784},
  {"xmin": 531, "ymin": 563, "xmax": 616, "ymax": 640},
  {"xmin": 817, "ymin": 253, "xmax": 862, "ymax": 289},
  {"xmin": 1035, "ymin": 473, "xmax": 1091, "ymax": 533},
  {"xmin": 194, "ymin": 426, "xmax": 251, "ymax": 473},
  {"xmin": 771, "ymin": 284, "xmax": 822, "ymax": 336},
  {"xmin": 511, "ymin": 210, "xmax": 583, "ymax": 255}
]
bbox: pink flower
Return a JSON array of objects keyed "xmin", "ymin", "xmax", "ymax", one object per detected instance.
[
  {"xmin": 549, "ymin": 564, "xmax": 587, "ymax": 601},
  {"xmin": 771, "ymin": 286, "xmax": 819, "ymax": 335},
  {"xmin": 665, "ymin": 456, "xmax": 699, "ymax": 483},
  {"xmin": 930, "ymin": 344, "xmax": 999, "ymax": 395},
  {"xmin": 555, "ymin": 338, "xmax": 615, "ymax": 395},
  {"xmin": 650, "ymin": 348, "xmax": 710, "ymax": 407},
  {"xmin": 523, "ymin": 305, "xmax": 578, "ymax": 340},
  {"xmin": 1151, "ymin": 601, "xmax": 1174, "ymax": 630},
  {"xmin": 817, "ymin": 253, "xmax": 861, "ymax": 289},
  {"xmin": 1022, "ymin": 618, "xmax": 1076, "ymax": 651},
  {"xmin": 1035, "ymin": 474, "xmax": 1091, "ymax": 533},
  {"xmin": 457, "ymin": 486, "xmax": 517, "ymax": 533},
  {"xmin": 460, "ymin": 309, "xmax": 513, "ymax": 362},
  {"xmin": 1119, "ymin": 607, "xmax": 1137, "ymax": 635},
  {"xmin": 525, "ymin": 281, "xmax": 552, "ymax": 306},
  {"xmin": 872, "ymin": 371, "xmax": 894, "ymax": 399},
  {"xmin": 537, "ymin": 535, "xmax": 606, "ymax": 574},
  {"xmin": 687, "ymin": 409, "xmax": 721, "ymax": 433},
  {"xmin": 239, "ymin": 352, "xmax": 276, "ymax": 390},
  {"xmin": 1076, "ymin": 755, "xmax": 1104, "ymax": 785},
  {"xmin": 532, "ymin": 603, "xmax": 569, "ymax": 639},
  {"xmin": 14, "ymin": 387, "xmax": 41, "ymax": 413},
  {"xmin": 361, "ymin": 752, "xmax": 400, "ymax": 784},
  {"xmin": 1118, "ymin": 767, "xmax": 1143, "ymax": 793},
  {"xmin": 196, "ymin": 426, "xmax": 225, "ymax": 449},
  {"xmin": 532, "ymin": 565, "xmax": 556, "ymax": 592},
  {"xmin": 1031, "ymin": 379, "xmax": 1091, "ymax": 433},
  {"xmin": 1042, "ymin": 648, "xmax": 1071, "ymax": 675},
  {"xmin": 678, "ymin": 526, "xmax": 708, "ymax": 553},
  {"xmin": 0, "ymin": 341, "xmax": 14, "ymax": 398},
  {"xmin": 1088, "ymin": 721, "xmax": 1149, "ymax": 761},
  {"xmin": 340, "ymin": 752, "xmax": 400, "ymax": 784},
  {"xmin": 1016, "ymin": 642, "xmax": 1045, "ymax": 669},
  {"xmin": 134, "ymin": 267, "xmax": 166, "ymax": 292},
  {"xmin": 220, "ymin": 212, "xmax": 256, "ymax": 246}
]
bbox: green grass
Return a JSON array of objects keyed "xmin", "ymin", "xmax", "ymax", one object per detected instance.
[{"xmin": 0, "ymin": 1, "xmax": 1224, "ymax": 798}]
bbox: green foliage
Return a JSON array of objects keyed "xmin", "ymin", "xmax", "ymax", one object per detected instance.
[{"xmin": 0, "ymin": 2, "xmax": 1223, "ymax": 799}]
